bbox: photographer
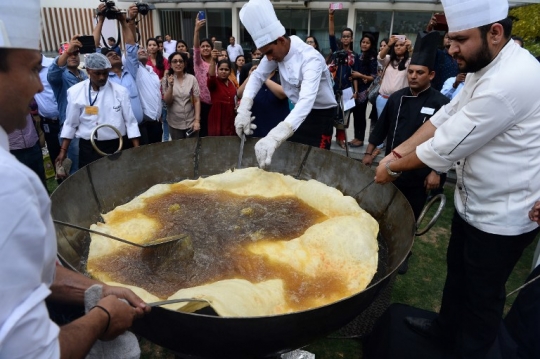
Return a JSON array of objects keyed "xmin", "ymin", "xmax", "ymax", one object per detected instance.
[{"xmin": 328, "ymin": 8, "xmax": 359, "ymax": 149}]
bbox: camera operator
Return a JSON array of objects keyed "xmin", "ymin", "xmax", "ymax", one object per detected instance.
[
  {"xmin": 93, "ymin": 2, "xmax": 146, "ymax": 144},
  {"xmin": 328, "ymin": 8, "xmax": 359, "ymax": 149}
]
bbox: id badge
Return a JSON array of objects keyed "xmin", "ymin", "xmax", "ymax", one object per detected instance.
[
  {"xmin": 85, "ymin": 106, "xmax": 99, "ymax": 115},
  {"xmin": 43, "ymin": 124, "xmax": 50, "ymax": 133}
]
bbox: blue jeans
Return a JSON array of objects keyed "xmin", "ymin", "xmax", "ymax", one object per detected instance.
[{"xmin": 162, "ymin": 102, "xmax": 169, "ymax": 142}]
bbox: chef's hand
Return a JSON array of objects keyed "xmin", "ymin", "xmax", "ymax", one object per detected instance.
[
  {"xmin": 374, "ymin": 161, "xmax": 397, "ymax": 184},
  {"xmin": 102, "ymin": 284, "xmax": 150, "ymax": 316},
  {"xmin": 93, "ymin": 295, "xmax": 139, "ymax": 341},
  {"xmin": 424, "ymin": 171, "xmax": 441, "ymax": 191},
  {"xmin": 234, "ymin": 97, "xmax": 257, "ymax": 137},
  {"xmin": 528, "ymin": 201, "xmax": 540, "ymax": 225},
  {"xmin": 255, "ymin": 121, "xmax": 294, "ymax": 168}
]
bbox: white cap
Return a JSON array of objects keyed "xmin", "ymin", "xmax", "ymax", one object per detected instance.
[
  {"xmin": 442, "ymin": 0, "xmax": 509, "ymax": 33},
  {"xmin": 0, "ymin": 0, "xmax": 41, "ymax": 50},
  {"xmin": 240, "ymin": 0, "xmax": 286, "ymax": 49}
]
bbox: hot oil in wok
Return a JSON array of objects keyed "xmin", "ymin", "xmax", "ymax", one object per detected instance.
[{"xmin": 90, "ymin": 186, "xmax": 349, "ymax": 310}]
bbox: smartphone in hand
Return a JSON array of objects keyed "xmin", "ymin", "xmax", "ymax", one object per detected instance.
[
  {"xmin": 186, "ymin": 127, "xmax": 195, "ymax": 137},
  {"xmin": 329, "ymin": 3, "xmax": 343, "ymax": 10},
  {"xmin": 395, "ymin": 35, "xmax": 406, "ymax": 42},
  {"xmin": 214, "ymin": 41, "xmax": 222, "ymax": 51},
  {"xmin": 198, "ymin": 11, "xmax": 206, "ymax": 21},
  {"xmin": 252, "ymin": 58, "xmax": 260, "ymax": 66},
  {"xmin": 77, "ymin": 35, "xmax": 96, "ymax": 54}
]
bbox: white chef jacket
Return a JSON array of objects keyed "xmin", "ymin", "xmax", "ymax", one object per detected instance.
[
  {"xmin": 136, "ymin": 62, "xmax": 162, "ymax": 121},
  {"xmin": 0, "ymin": 126, "xmax": 60, "ymax": 358},
  {"xmin": 243, "ymin": 35, "xmax": 337, "ymax": 131},
  {"xmin": 416, "ymin": 41, "xmax": 540, "ymax": 235},
  {"xmin": 61, "ymin": 79, "xmax": 141, "ymax": 141}
]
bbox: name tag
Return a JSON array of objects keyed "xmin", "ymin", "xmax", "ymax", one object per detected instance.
[
  {"xmin": 85, "ymin": 106, "xmax": 99, "ymax": 115},
  {"xmin": 43, "ymin": 124, "xmax": 50, "ymax": 133},
  {"xmin": 421, "ymin": 107, "xmax": 435, "ymax": 115}
]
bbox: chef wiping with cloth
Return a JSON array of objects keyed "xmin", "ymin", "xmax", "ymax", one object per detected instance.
[{"xmin": 235, "ymin": 0, "xmax": 337, "ymax": 168}]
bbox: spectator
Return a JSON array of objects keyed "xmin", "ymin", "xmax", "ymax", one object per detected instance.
[
  {"xmin": 441, "ymin": 73, "xmax": 466, "ymax": 100},
  {"xmin": 163, "ymin": 34, "xmax": 177, "ymax": 55},
  {"xmin": 227, "ymin": 36, "xmax": 244, "ymax": 63},
  {"xmin": 107, "ymin": 36, "xmax": 122, "ymax": 56},
  {"xmin": 236, "ymin": 0, "xmax": 337, "ymax": 168},
  {"xmin": 47, "ymin": 37, "xmax": 88, "ymax": 176},
  {"xmin": 57, "ymin": 53, "xmax": 140, "ymax": 170},
  {"xmin": 239, "ymin": 47, "xmax": 263, "ymax": 85},
  {"xmin": 176, "ymin": 39, "xmax": 194, "ymax": 75},
  {"xmin": 146, "ymin": 37, "xmax": 169, "ymax": 79},
  {"xmin": 349, "ymin": 34, "xmax": 378, "ymax": 148},
  {"xmin": 305, "ymin": 35, "xmax": 321, "ymax": 52},
  {"xmin": 0, "ymin": 2, "xmax": 149, "ymax": 356},
  {"xmin": 375, "ymin": 1, "xmax": 540, "ymax": 356},
  {"xmin": 162, "ymin": 52, "xmax": 201, "ymax": 140},
  {"xmin": 328, "ymin": 8, "xmax": 359, "ymax": 149},
  {"xmin": 157, "ymin": 38, "xmax": 169, "ymax": 59},
  {"xmin": 208, "ymin": 51, "xmax": 236, "ymax": 136},
  {"xmin": 136, "ymin": 47, "xmax": 163, "ymax": 144},
  {"xmin": 193, "ymin": 17, "xmax": 214, "ymax": 137},
  {"xmin": 233, "ymin": 55, "xmax": 245, "ymax": 84}
]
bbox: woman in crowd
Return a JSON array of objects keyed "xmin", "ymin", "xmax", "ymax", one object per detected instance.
[
  {"xmin": 379, "ymin": 38, "xmax": 388, "ymax": 53},
  {"xmin": 305, "ymin": 35, "xmax": 321, "ymax": 53},
  {"xmin": 234, "ymin": 55, "xmax": 245, "ymax": 84},
  {"xmin": 162, "ymin": 52, "xmax": 201, "ymax": 140},
  {"xmin": 376, "ymin": 35, "xmax": 411, "ymax": 118},
  {"xmin": 207, "ymin": 50, "xmax": 236, "ymax": 136},
  {"xmin": 193, "ymin": 18, "xmax": 214, "ymax": 137},
  {"xmin": 348, "ymin": 33, "xmax": 378, "ymax": 147},
  {"xmin": 146, "ymin": 37, "xmax": 168, "ymax": 79},
  {"xmin": 176, "ymin": 39, "xmax": 194, "ymax": 75}
]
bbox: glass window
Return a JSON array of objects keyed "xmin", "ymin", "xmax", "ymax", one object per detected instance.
[
  {"xmin": 392, "ymin": 11, "xmax": 432, "ymax": 44},
  {"xmin": 309, "ymin": 10, "xmax": 348, "ymax": 58},
  {"xmin": 355, "ymin": 11, "xmax": 393, "ymax": 51},
  {"xmin": 207, "ymin": 9, "xmax": 232, "ymax": 45}
]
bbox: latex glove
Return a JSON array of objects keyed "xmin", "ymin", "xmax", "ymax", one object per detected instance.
[
  {"xmin": 235, "ymin": 97, "xmax": 257, "ymax": 137},
  {"xmin": 255, "ymin": 121, "xmax": 294, "ymax": 168}
]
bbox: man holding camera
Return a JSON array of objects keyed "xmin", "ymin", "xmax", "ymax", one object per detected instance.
[{"xmin": 235, "ymin": 0, "xmax": 336, "ymax": 168}]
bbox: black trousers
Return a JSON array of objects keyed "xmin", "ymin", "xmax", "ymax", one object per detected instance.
[
  {"xmin": 10, "ymin": 141, "xmax": 47, "ymax": 189},
  {"xmin": 352, "ymin": 99, "xmax": 369, "ymax": 141},
  {"xmin": 40, "ymin": 116, "xmax": 61, "ymax": 168},
  {"xmin": 436, "ymin": 211, "xmax": 538, "ymax": 358},
  {"xmin": 289, "ymin": 107, "xmax": 335, "ymax": 150},
  {"xmin": 79, "ymin": 137, "xmax": 127, "ymax": 169},
  {"xmin": 394, "ymin": 183, "xmax": 428, "ymax": 221},
  {"xmin": 199, "ymin": 102, "xmax": 212, "ymax": 137}
]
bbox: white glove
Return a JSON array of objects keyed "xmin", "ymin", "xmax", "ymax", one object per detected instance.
[
  {"xmin": 235, "ymin": 97, "xmax": 257, "ymax": 137},
  {"xmin": 255, "ymin": 121, "xmax": 294, "ymax": 168}
]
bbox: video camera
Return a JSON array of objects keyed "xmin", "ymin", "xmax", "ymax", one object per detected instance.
[
  {"xmin": 98, "ymin": 0, "xmax": 154, "ymax": 20},
  {"xmin": 334, "ymin": 50, "xmax": 349, "ymax": 66}
]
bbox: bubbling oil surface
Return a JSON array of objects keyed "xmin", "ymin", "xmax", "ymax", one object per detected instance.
[{"xmin": 91, "ymin": 186, "xmax": 349, "ymax": 310}]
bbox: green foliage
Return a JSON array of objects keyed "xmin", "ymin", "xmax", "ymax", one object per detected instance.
[{"xmin": 510, "ymin": 4, "xmax": 540, "ymax": 56}]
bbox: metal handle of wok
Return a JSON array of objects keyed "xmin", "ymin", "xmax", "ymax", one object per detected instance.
[
  {"xmin": 90, "ymin": 124, "xmax": 123, "ymax": 156},
  {"xmin": 415, "ymin": 194, "xmax": 446, "ymax": 236}
]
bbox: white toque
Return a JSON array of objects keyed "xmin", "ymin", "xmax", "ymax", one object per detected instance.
[
  {"xmin": 442, "ymin": 0, "xmax": 509, "ymax": 33},
  {"xmin": 240, "ymin": 0, "xmax": 286, "ymax": 49},
  {"xmin": 0, "ymin": 0, "xmax": 41, "ymax": 50}
]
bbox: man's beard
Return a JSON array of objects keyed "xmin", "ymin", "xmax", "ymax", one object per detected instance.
[{"xmin": 455, "ymin": 37, "xmax": 493, "ymax": 73}]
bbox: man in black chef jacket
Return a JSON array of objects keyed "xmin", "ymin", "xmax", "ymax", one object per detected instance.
[{"xmin": 362, "ymin": 31, "xmax": 449, "ymax": 220}]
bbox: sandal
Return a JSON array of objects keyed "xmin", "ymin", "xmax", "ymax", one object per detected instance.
[
  {"xmin": 348, "ymin": 139, "xmax": 363, "ymax": 147},
  {"xmin": 338, "ymin": 140, "xmax": 346, "ymax": 149}
]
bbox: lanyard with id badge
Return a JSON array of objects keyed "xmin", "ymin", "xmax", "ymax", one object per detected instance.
[{"xmin": 86, "ymin": 84, "xmax": 99, "ymax": 138}]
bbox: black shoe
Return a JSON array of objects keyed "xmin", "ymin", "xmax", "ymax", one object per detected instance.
[{"xmin": 404, "ymin": 317, "xmax": 442, "ymax": 340}]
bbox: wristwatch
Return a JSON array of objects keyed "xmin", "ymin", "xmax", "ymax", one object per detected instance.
[{"xmin": 385, "ymin": 161, "xmax": 402, "ymax": 178}]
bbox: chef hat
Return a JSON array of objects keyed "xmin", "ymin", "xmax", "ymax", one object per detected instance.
[
  {"xmin": 410, "ymin": 32, "xmax": 440, "ymax": 70},
  {"xmin": 0, "ymin": 0, "xmax": 41, "ymax": 50},
  {"xmin": 239, "ymin": 0, "xmax": 286, "ymax": 49},
  {"xmin": 442, "ymin": 0, "xmax": 509, "ymax": 33},
  {"xmin": 85, "ymin": 53, "xmax": 112, "ymax": 70}
]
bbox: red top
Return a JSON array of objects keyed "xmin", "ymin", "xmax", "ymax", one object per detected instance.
[
  {"xmin": 148, "ymin": 57, "xmax": 169, "ymax": 79},
  {"xmin": 207, "ymin": 75, "xmax": 237, "ymax": 136}
]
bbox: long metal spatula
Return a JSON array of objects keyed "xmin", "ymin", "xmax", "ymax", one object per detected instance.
[
  {"xmin": 148, "ymin": 298, "xmax": 210, "ymax": 307},
  {"xmin": 237, "ymin": 133, "xmax": 245, "ymax": 169},
  {"xmin": 53, "ymin": 220, "xmax": 188, "ymax": 248}
]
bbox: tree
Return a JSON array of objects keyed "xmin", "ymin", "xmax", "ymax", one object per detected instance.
[{"xmin": 510, "ymin": 4, "xmax": 540, "ymax": 56}]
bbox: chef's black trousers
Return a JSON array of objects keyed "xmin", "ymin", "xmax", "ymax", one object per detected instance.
[
  {"xmin": 435, "ymin": 211, "xmax": 538, "ymax": 358},
  {"xmin": 289, "ymin": 107, "xmax": 335, "ymax": 150}
]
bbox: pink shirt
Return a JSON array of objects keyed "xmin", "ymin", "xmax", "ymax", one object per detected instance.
[
  {"xmin": 193, "ymin": 47, "xmax": 212, "ymax": 104},
  {"xmin": 378, "ymin": 54, "xmax": 411, "ymax": 97}
]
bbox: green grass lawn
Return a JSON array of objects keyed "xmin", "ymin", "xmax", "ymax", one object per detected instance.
[{"xmin": 49, "ymin": 178, "xmax": 538, "ymax": 358}]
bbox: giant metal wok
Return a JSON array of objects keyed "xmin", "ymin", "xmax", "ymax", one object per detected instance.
[{"xmin": 51, "ymin": 137, "xmax": 416, "ymax": 359}]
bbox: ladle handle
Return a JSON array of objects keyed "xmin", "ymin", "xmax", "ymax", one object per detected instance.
[
  {"xmin": 415, "ymin": 194, "xmax": 446, "ymax": 236},
  {"xmin": 90, "ymin": 124, "xmax": 123, "ymax": 156},
  {"xmin": 53, "ymin": 220, "xmax": 145, "ymax": 248}
]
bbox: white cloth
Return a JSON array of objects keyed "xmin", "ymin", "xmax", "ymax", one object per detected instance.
[
  {"xmin": 442, "ymin": 0, "xmax": 508, "ymax": 33},
  {"xmin": 0, "ymin": 0, "xmax": 40, "ymax": 50},
  {"xmin": 242, "ymin": 36, "xmax": 336, "ymax": 131},
  {"xmin": 239, "ymin": 0, "xmax": 286, "ymax": 49},
  {"xmin": 440, "ymin": 77, "xmax": 465, "ymax": 100},
  {"xmin": 0, "ymin": 126, "xmax": 60, "ymax": 358},
  {"xmin": 163, "ymin": 40, "xmax": 177, "ymax": 56},
  {"xmin": 35, "ymin": 55, "xmax": 60, "ymax": 119},
  {"xmin": 416, "ymin": 41, "xmax": 540, "ymax": 235},
  {"xmin": 61, "ymin": 79, "xmax": 141, "ymax": 140},
  {"xmin": 136, "ymin": 63, "xmax": 162, "ymax": 120},
  {"xmin": 227, "ymin": 44, "xmax": 244, "ymax": 63}
]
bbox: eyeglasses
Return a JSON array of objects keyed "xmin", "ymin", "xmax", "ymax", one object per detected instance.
[
  {"xmin": 306, "ymin": 41, "xmax": 314, "ymax": 45},
  {"xmin": 171, "ymin": 59, "xmax": 184, "ymax": 64}
]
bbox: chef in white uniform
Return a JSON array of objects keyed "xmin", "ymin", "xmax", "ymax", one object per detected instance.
[
  {"xmin": 235, "ymin": 0, "xmax": 337, "ymax": 168},
  {"xmin": 0, "ymin": 1, "xmax": 149, "ymax": 358},
  {"xmin": 372, "ymin": 0, "xmax": 540, "ymax": 357}
]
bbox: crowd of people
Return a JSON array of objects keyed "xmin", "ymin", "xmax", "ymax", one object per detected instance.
[{"xmin": 3, "ymin": 0, "xmax": 540, "ymax": 357}]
